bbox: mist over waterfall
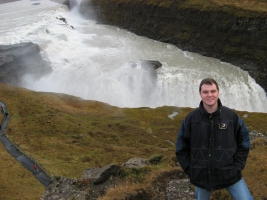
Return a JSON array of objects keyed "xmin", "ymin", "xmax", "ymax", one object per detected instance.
[{"xmin": 0, "ymin": 0, "xmax": 267, "ymax": 113}]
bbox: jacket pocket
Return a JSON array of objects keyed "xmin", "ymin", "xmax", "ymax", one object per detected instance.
[
  {"xmin": 214, "ymin": 160, "xmax": 240, "ymax": 184},
  {"xmin": 215, "ymin": 159, "xmax": 234, "ymax": 170},
  {"xmin": 190, "ymin": 160, "xmax": 209, "ymax": 184}
]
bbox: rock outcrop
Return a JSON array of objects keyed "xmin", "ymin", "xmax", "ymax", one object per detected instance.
[
  {"xmin": 41, "ymin": 159, "xmax": 194, "ymax": 200},
  {"xmin": 51, "ymin": 0, "xmax": 69, "ymax": 6},
  {"xmin": 41, "ymin": 164, "xmax": 125, "ymax": 200},
  {"xmin": 78, "ymin": 0, "xmax": 267, "ymax": 92},
  {"xmin": 40, "ymin": 130, "xmax": 266, "ymax": 199},
  {"xmin": 0, "ymin": 42, "xmax": 52, "ymax": 86}
]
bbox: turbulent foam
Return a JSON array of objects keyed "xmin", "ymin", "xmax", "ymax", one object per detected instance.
[{"xmin": 1, "ymin": 0, "xmax": 267, "ymax": 112}]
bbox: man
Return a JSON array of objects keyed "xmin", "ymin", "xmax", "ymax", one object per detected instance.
[
  {"xmin": 1, "ymin": 106, "xmax": 8, "ymax": 117},
  {"xmin": 176, "ymin": 78, "xmax": 253, "ymax": 200},
  {"xmin": 34, "ymin": 163, "xmax": 39, "ymax": 172}
]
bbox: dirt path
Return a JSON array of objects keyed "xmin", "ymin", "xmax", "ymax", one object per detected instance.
[{"xmin": 0, "ymin": 101, "xmax": 51, "ymax": 187}]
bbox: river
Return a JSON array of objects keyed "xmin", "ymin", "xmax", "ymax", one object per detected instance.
[{"xmin": 0, "ymin": 0, "xmax": 266, "ymax": 112}]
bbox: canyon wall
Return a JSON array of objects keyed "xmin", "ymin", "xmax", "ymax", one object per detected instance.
[
  {"xmin": 79, "ymin": 0, "xmax": 267, "ymax": 92},
  {"xmin": 0, "ymin": 42, "xmax": 51, "ymax": 86}
]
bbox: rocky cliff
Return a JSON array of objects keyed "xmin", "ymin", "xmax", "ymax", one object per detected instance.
[
  {"xmin": 79, "ymin": 0, "xmax": 267, "ymax": 92},
  {"xmin": 0, "ymin": 42, "xmax": 52, "ymax": 86}
]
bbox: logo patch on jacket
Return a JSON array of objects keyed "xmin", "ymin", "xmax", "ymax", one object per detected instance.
[{"xmin": 219, "ymin": 123, "xmax": 227, "ymax": 129}]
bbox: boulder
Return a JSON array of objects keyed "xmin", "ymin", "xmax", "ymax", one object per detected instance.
[
  {"xmin": 123, "ymin": 157, "xmax": 148, "ymax": 168},
  {"xmin": 41, "ymin": 164, "xmax": 124, "ymax": 200},
  {"xmin": 165, "ymin": 179, "xmax": 195, "ymax": 200}
]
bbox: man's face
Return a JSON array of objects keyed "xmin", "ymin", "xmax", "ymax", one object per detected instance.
[{"xmin": 199, "ymin": 83, "xmax": 219, "ymax": 107}]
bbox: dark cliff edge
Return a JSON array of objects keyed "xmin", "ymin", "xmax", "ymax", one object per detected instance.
[
  {"xmin": 0, "ymin": 42, "xmax": 52, "ymax": 86},
  {"xmin": 51, "ymin": 0, "xmax": 69, "ymax": 6},
  {"xmin": 78, "ymin": 0, "xmax": 267, "ymax": 92}
]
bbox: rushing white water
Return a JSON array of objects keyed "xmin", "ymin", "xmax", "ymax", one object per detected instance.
[{"xmin": 0, "ymin": 0, "xmax": 267, "ymax": 112}]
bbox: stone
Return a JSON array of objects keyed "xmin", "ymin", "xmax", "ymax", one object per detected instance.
[
  {"xmin": 165, "ymin": 179, "xmax": 195, "ymax": 200},
  {"xmin": 123, "ymin": 157, "xmax": 148, "ymax": 168}
]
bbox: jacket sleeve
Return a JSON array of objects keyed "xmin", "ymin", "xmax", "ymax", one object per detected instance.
[
  {"xmin": 233, "ymin": 117, "xmax": 250, "ymax": 171},
  {"xmin": 175, "ymin": 119, "xmax": 191, "ymax": 176}
]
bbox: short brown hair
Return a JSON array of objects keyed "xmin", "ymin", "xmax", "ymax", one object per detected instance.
[{"xmin": 199, "ymin": 78, "xmax": 219, "ymax": 92}]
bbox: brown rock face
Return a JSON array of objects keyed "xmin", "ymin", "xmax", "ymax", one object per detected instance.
[{"xmin": 79, "ymin": 0, "xmax": 267, "ymax": 92}]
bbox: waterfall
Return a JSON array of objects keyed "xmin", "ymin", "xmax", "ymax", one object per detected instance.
[{"xmin": 0, "ymin": 0, "xmax": 266, "ymax": 112}]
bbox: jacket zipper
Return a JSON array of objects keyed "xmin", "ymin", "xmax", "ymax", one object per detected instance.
[{"xmin": 208, "ymin": 119, "xmax": 214, "ymax": 191}]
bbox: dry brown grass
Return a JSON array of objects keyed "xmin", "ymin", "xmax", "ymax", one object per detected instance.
[
  {"xmin": 211, "ymin": 0, "xmax": 267, "ymax": 12},
  {"xmin": 102, "ymin": 0, "xmax": 267, "ymax": 16},
  {"xmin": 243, "ymin": 138, "xmax": 267, "ymax": 199},
  {"xmin": 0, "ymin": 82, "xmax": 266, "ymax": 199},
  {"xmin": 98, "ymin": 165, "xmax": 187, "ymax": 200},
  {"xmin": 0, "ymin": 142, "xmax": 44, "ymax": 200},
  {"xmin": 98, "ymin": 182, "xmax": 153, "ymax": 200}
]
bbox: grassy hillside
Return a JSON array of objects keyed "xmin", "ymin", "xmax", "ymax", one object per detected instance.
[
  {"xmin": 98, "ymin": 0, "xmax": 267, "ymax": 17},
  {"xmin": 0, "ymin": 83, "xmax": 266, "ymax": 199},
  {"xmin": 174, "ymin": 0, "xmax": 267, "ymax": 14},
  {"xmin": 0, "ymin": 143, "xmax": 44, "ymax": 200}
]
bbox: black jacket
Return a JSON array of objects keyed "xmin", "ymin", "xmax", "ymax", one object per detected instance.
[{"xmin": 176, "ymin": 99, "xmax": 250, "ymax": 191}]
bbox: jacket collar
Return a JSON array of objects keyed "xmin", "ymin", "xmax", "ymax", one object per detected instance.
[{"xmin": 199, "ymin": 98, "xmax": 223, "ymax": 117}]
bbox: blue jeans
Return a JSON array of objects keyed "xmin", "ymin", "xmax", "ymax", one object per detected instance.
[{"xmin": 195, "ymin": 178, "xmax": 253, "ymax": 200}]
